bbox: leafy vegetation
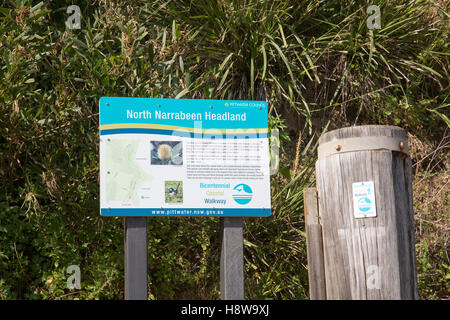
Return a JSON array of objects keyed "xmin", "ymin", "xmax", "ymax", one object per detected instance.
[{"xmin": 0, "ymin": 0, "xmax": 448, "ymax": 299}]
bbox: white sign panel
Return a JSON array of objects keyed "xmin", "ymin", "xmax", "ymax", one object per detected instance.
[
  {"xmin": 352, "ymin": 181, "xmax": 377, "ymax": 218},
  {"xmin": 99, "ymin": 97, "xmax": 271, "ymax": 217}
]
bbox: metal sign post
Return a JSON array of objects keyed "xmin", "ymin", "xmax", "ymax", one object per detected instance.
[
  {"xmin": 220, "ymin": 217, "xmax": 244, "ymax": 300},
  {"xmin": 124, "ymin": 217, "xmax": 148, "ymax": 300}
]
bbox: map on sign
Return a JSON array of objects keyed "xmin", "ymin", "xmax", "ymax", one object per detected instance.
[
  {"xmin": 99, "ymin": 97, "xmax": 271, "ymax": 217},
  {"xmin": 104, "ymin": 139, "xmax": 152, "ymax": 206}
]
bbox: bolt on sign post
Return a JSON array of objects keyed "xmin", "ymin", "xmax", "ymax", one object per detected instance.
[
  {"xmin": 310, "ymin": 125, "xmax": 418, "ymax": 299},
  {"xmin": 99, "ymin": 97, "xmax": 271, "ymax": 300}
]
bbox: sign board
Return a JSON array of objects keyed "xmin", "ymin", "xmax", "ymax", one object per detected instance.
[
  {"xmin": 99, "ymin": 97, "xmax": 271, "ymax": 216},
  {"xmin": 352, "ymin": 181, "xmax": 377, "ymax": 218}
]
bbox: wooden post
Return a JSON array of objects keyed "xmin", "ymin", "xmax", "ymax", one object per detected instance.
[
  {"xmin": 124, "ymin": 217, "xmax": 148, "ymax": 300},
  {"xmin": 220, "ymin": 217, "xmax": 244, "ymax": 300},
  {"xmin": 303, "ymin": 188, "xmax": 327, "ymax": 300},
  {"xmin": 315, "ymin": 125, "xmax": 418, "ymax": 299}
]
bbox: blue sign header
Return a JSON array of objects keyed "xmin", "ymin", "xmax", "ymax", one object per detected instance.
[{"xmin": 99, "ymin": 97, "xmax": 268, "ymax": 130}]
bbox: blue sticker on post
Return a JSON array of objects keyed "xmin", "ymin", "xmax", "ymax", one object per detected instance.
[
  {"xmin": 352, "ymin": 181, "xmax": 377, "ymax": 218},
  {"xmin": 99, "ymin": 97, "xmax": 271, "ymax": 217}
]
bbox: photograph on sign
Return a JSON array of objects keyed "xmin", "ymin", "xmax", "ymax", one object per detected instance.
[
  {"xmin": 165, "ymin": 181, "xmax": 183, "ymax": 203},
  {"xmin": 151, "ymin": 141, "xmax": 183, "ymax": 165},
  {"xmin": 99, "ymin": 97, "xmax": 271, "ymax": 217}
]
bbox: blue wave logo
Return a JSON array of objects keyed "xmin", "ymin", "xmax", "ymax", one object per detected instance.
[
  {"xmin": 232, "ymin": 184, "xmax": 253, "ymax": 205},
  {"xmin": 357, "ymin": 197, "xmax": 372, "ymax": 212}
]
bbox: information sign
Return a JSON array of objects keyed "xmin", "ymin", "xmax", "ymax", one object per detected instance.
[{"xmin": 99, "ymin": 97, "xmax": 271, "ymax": 216}]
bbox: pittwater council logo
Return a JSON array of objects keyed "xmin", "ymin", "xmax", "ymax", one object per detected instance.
[
  {"xmin": 232, "ymin": 184, "xmax": 253, "ymax": 205},
  {"xmin": 357, "ymin": 197, "xmax": 372, "ymax": 212}
]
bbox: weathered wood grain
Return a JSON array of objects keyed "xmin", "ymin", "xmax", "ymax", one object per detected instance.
[
  {"xmin": 315, "ymin": 125, "xmax": 418, "ymax": 300},
  {"xmin": 304, "ymin": 188, "xmax": 327, "ymax": 300}
]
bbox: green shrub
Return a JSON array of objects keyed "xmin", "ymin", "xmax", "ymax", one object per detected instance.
[{"xmin": 0, "ymin": 0, "xmax": 447, "ymax": 299}]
